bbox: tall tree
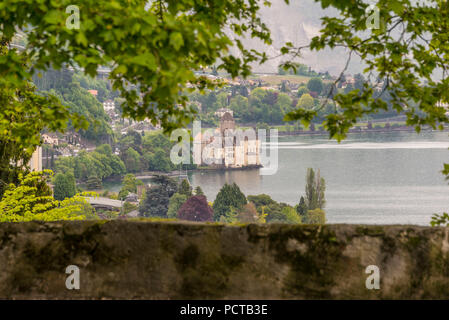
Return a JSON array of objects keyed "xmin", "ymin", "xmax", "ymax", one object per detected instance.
[
  {"xmin": 307, "ymin": 78, "xmax": 323, "ymax": 95},
  {"xmin": 178, "ymin": 179, "xmax": 192, "ymax": 197},
  {"xmin": 304, "ymin": 168, "xmax": 326, "ymax": 211},
  {"xmin": 119, "ymin": 174, "xmax": 141, "ymax": 199},
  {"xmin": 194, "ymin": 186, "xmax": 205, "ymax": 196},
  {"xmin": 53, "ymin": 172, "xmax": 76, "ymax": 201},
  {"xmin": 167, "ymin": 193, "xmax": 188, "ymax": 219},
  {"xmin": 296, "ymin": 94, "xmax": 315, "ymax": 110},
  {"xmin": 296, "ymin": 196, "xmax": 308, "ymax": 217},
  {"xmin": 212, "ymin": 183, "xmax": 247, "ymax": 221},
  {"xmin": 139, "ymin": 175, "xmax": 177, "ymax": 217},
  {"xmin": 305, "ymin": 168, "xmax": 317, "ymax": 210}
]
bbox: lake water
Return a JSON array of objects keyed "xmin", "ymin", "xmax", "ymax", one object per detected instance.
[{"xmin": 189, "ymin": 131, "xmax": 449, "ymax": 226}]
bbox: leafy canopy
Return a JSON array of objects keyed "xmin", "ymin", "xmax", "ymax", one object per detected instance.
[
  {"xmin": 0, "ymin": 170, "xmax": 92, "ymax": 222},
  {"xmin": 283, "ymin": 0, "xmax": 449, "ymax": 141},
  {"xmin": 0, "ymin": 0, "xmax": 289, "ymax": 139}
]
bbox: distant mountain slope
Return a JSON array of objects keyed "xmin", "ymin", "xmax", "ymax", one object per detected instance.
[{"xmin": 239, "ymin": 0, "xmax": 363, "ymax": 75}]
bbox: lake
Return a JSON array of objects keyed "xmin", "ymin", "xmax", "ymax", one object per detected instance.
[{"xmin": 189, "ymin": 130, "xmax": 449, "ymax": 226}]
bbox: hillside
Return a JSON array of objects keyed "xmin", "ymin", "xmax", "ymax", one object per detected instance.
[{"xmin": 239, "ymin": 0, "xmax": 364, "ymax": 76}]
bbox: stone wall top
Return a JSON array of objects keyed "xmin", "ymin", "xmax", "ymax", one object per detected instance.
[{"xmin": 0, "ymin": 221, "xmax": 448, "ymax": 299}]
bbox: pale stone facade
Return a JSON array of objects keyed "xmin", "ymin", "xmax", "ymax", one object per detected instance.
[
  {"xmin": 196, "ymin": 112, "xmax": 261, "ymax": 168},
  {"xmin": 29, "ymin": 146, "xmax": 42, "ymax": 172},
  {"xmin": 42, "ymin": 134, "xmax": 59, "ymax": 146}
]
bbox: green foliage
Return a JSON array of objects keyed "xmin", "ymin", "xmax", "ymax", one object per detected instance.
[
  {"xmin": 123, "ymin": 202, "xmax": 138, "ymax": 215},
  {"xmin": 280, "ymin": 81, "xmax": 290, "ymax": 93},
  {"xmin": 119, "ymin": 174, "xmax": 140, "ymax": 199},
  {"xmin": 296, "ymin": 196, "xmax": 308, "ymax": 216},
  {"xmin": 280, "ymin": 206, "xmax": 302, "ymax": 224},
  {"xmin": 247, "ymin": 194, "xmax": 299, "ymax": 224},
  {"xmin": 218, "ymin": 206, "xmax": 239, "ymax": 224},
  {"xmin": 167, "ymin": 193, "xmax": 188, "ymax": 219},
  {"xmin": 0, "ymin": 171, "xmax": 92, "ymax": 222},
  {"xmin": 209, "ymin": 88, "xmax": 291, "ymax": 124},
  {"xmin": 0, "ymin": 138, "xmax": 32, "ymax": 198},
  {"xmin": 86, "ymin": 176, "xmax": 102, "ymax": 190},
  {"xmin": 178, "ymin": 179, "xmax": 193, "ymax": 197},
  {"xmin": 296, "ymin": 94, "xmax": 315, "ymax": 110},
  {"xmin": 1, "ymin": 0, "xmax": 285, "ymax": 134},
  {"xmin": 147, "ymin": 148, "xmax": 174, "ymax": 172},
  {"xmin": 305, "ymin": 208, "xmax": 326, "ymax": 225},
  {"xmin": 212, "ymin": 183, "xmax": 247, "ymax": 221},
  {"xmin": 139, "ymin": 175, "xmax": 177, "ymax": 218},
  {"xmin": 297, "ymin": 86, "xmax": 309, "ymax": 98},
  {"xmin": 307, "ymin": 78, "xmax": 324, "ymax": 95},
  {"xmin": 55, "ymin": 145, "xmax": 126, "ymax": 181},
  {"xmin": 0, "ymin": 43, "xmax": 87, "ymax": 167},
  {"xmin": 305, "ymin": 168, "xmax": 326, "ymax": 211},
  {"xmin": 139, "ymin": 185, "xmax": 170, "ymax": 218},
  {"xmin": 53, "ymin": 172, "xmax": 76, "ymax": 201},
  {"xmin": 283, "ymin": 0, "xmax": 449, "ymax": 142},
  {"xmin": 119, "ymin": 131, "xmax": 180, "ymax": 173},
  {"xmin": 38, "ymin": 73, "xmax": 112, "ymax": 142},
  {"xmin": 123, "ymin": 147, "xmax": 141, "ymax": 173},
  {"xmin": 194, "ymin": 186, "xmax": 205, "ymax": 196},
  {"xmin": 431, "ymin": 213, "xmax": 449, "ymax": 226}
]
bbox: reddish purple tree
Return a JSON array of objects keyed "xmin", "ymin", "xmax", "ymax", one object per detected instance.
[{"xmin": 177, "ymin": 195, "xmax": 214, "ymax": 222}]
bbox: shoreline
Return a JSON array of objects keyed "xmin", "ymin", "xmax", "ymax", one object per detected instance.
[{"xmin": 275, "ymin": 126, "xmax": 437, "ymax": 137}]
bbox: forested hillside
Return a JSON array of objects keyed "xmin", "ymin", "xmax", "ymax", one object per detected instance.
[{"xmin": 32, "ymin": 69, "xmax": 115, "ymax": 143}]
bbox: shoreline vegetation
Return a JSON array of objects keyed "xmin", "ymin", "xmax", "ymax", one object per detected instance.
[{"xmin": 276, "ymin": 124, "xmax": 436, "ymax": 136}]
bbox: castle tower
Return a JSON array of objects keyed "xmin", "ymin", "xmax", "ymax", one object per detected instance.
[{"xmin": 220, "ymin": 112, "xmax": 235, "ymax": 135}]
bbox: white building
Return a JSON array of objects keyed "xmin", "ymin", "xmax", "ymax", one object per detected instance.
[
  {"xmin": 103, "ymin": 99, "xmax": 115, "ymax": 111},
  {"xmin": 42, "ymin": 133, "xmax": 59, "ymax": 146}
]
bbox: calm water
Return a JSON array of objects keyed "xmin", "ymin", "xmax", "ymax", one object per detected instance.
[{"xmin": 189, "ymin": 131, "xmax": 449, "ymax": 225}]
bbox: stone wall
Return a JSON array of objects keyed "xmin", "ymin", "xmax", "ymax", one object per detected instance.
[{"xmin": 0, "ymin": 220, "xmax": 448, "ymax": 299}]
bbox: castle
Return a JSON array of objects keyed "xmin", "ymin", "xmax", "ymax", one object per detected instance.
[{"xmin": 194, "ymin": 112, "xmax": 261, "ymax": 169}]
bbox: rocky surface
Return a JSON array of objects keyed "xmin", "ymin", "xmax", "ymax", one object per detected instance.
[{"xmin": 0, "ymin": 221, "xmax": 448, "ymax": 299}]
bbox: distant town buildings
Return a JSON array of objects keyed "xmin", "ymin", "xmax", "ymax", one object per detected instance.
[
  {"xmin": 87, "ymin": 90, "xmax": 98, "ymax": 97},
  {"xmin": 42, "ymin": 133, "xmax": 59, "ymax": 146},
  {"xmin": 103, "ymin": 99, "xmax": 115, "ymax": 111}
]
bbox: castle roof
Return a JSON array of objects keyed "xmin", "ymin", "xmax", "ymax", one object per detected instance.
[{"xmin": 221, "ymin": 112, "xmax": 234, "ymax": 121}]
